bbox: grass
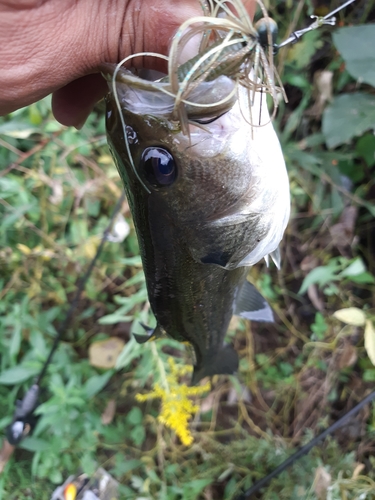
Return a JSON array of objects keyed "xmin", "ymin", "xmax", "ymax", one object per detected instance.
[{"xmin": 1, "ymin": 0, "xmax": 375, "ymax": 499}]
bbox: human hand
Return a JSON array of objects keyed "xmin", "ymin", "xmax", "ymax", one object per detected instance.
[
  {"xmin": 1, "ymin": 0, "xmax": 204, "ymax": 127},
  {"xmin": 1, "ymin": 0, "xmax": 255, "ymax": 128}
]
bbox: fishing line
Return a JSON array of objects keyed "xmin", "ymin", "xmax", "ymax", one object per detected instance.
[
  {"xmin": 112, "ymin": 53, "xmax": 170, "ymax": 195},
  {"xmin": 235, "ymin": 389, "xmax": 375, "ymax": 499},
  {"xmin": 5, "ymin": 192, "xmax": 126, "ymax": 445},
  {"xmin": 172, "ymin": 34, "xmax": 244, "ymax": 119},
  {"xmin": 110, "ymin": 61, "xmax": 238, "ymax": 110}
]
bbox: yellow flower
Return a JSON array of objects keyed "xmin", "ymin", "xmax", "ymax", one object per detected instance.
[{"xmin": 136, "ymin": 357, "xmax": 210, "ymax": 446}]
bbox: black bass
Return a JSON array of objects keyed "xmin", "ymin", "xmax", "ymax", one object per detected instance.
[{"xmin": 103, "ymin": 65, "xmax": 290, "ymax": 384}]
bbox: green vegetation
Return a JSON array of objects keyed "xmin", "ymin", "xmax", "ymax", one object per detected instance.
[{"xmin": 1, "ymin": 1, "xmax": 375, "ymax": 498}]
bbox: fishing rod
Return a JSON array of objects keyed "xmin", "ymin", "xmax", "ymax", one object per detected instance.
[
  {"xmin": 235, "ymin": 389, "xmax": 375, "ymax": 498},
  {"xmin": 1, "ymin": 0, "xmax": 359, "ymax": 478},
  {"xmin": 4, "ymin": 192, "xmax": 126, "ymax": 446}
]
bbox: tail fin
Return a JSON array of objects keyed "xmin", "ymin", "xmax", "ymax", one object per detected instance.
[{"xmin": 191, "ymin": 345, "xmax": 238, "ymax": 385}]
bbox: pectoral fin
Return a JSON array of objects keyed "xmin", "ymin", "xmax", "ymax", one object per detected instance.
[
  {"xmin": 200, "ymin": 251, "xmax": 231, "ymax": 267},
  {"xmin": 192, "ymin": 345, "xmax": 238, "ymax": 385},
  {"xmin": 234, "ymin": 281, "xmax": 274, "ymax": 322}
]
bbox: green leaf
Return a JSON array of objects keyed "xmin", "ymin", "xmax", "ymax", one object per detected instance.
[
  {"xmin": 0, "ymin": 365, "xmax": 40, "ymax": 385},
  {"xmin": 339, "ymin": 258, "xmax": 366, "ymax": 278},
  {"xmin": 0, "ymin": 120, "xmax": 40, "ymax": 138},
  {"xmin": 49, "ymin": 468, "xmax": 63, "ymax": 485},
  {"xmin": 364, "ymin": 320, "xmax": 375, "ymax": 366},
  {"xmin": 355, "ymin": 133, "xmax": 375, "ymax": 167},
  {"xmin": 0, "ymin": 204, "xmax": 36, "ymax": 230},
  {"xmin": 348, "ymin": 272, "xmax": 375, "ymax": 284},
  {"xmin": 115, "ymin": 337, "xmax": 142, "ymax": 370},
  {"xmin": 127, "ymin": 407, "xmax": 143, "ymax": 426},
  {"xmin": 130, "ymin": 425, "xmax": 146, "ymax": 447},
  {"xmin": 84, "ymin": 370, "xmax": 114, "ymax": 398},
  {"xmin": 98, "ymin": 313, "xmax": 133, "ymax": 325},
  {"xmin": 9, "ymin": 323, "xmax": 22, "ymax": 359},
  {"xmin": 113, "ymin": 459, "xmax": 143, "ymax": 477},
  {"xmin": 323, "ymin": 93, "xmax": 375, "ymax": 148},
  {"xmin": 299, "ymin": 264, "xmax": 340, "ymax": 295},
  {"xmin": 20, "ymin": 437, "xmax": 50, "ymax": 452},
  {"xmin": 80, "ymin": 452, "xmax": 96, "ymax": 476},
  {"xmin": 182, "ymin": 479, "xmax": 212, "ymax": 499},
  {"xmin": 333, "ymin": 25, "xmax": 375, "ymax": 88}
]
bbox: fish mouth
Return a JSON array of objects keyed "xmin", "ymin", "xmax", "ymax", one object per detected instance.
[{"xmin": 100, "ymin": 62, "xmax": 238, "ymax": 122}]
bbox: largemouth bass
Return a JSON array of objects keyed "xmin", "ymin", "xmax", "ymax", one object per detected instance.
[{"xmin": 104, "ymin": 65, "xmax": 290, "ymax": 384}]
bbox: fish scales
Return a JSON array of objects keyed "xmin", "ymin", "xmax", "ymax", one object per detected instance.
[{"xmin": 105, "ymin": 63, "xmax": 290, "ymax": 384}]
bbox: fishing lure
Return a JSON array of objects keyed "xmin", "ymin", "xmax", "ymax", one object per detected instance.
[{"xmin": 105, "ymin": 0, "xmax": 356, "ymax": 195}]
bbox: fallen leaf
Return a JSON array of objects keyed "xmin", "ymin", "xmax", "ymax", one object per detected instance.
[
  {"xmin": 333, "ymin": 308, "xmax": 366, "ymax": 327},
  {"xmin": 307, "ymin": 284, "xmax": 324, "ymax": 311},
  {"xmin": 227, "ymin": 385, "xmax": 251, "ymax": 405},
  {"xmin": 0, "ymin": 439, "xmax": 15, "ymax": 474},
  {"xmin": 364, "ymin": 320, "xmax": 375, "ymax": 366},
  {"xmin": 306, "ymin": 70, "xmax": 333, "ymax": 118},
  {"xmin": 339, "ymin": 206, "xmax": 358, "ymax": 240},
  {"xmin": 352, "ymin": 463, "xmax": 365, "ymax": 479},
  {"xmin": 300, "ymin": 255, "xmax": 319, "ymax": 272},
  {"xmin": 17, "ymin": 244, "xmax": 32, "ymax": 255},
  {"xmin": 101, "ymin": 399, "xmax": 117, "ymax": 425},
  {"xmin": 314, "ymin": 466, "xmax": 331, "ymax": 500},
  {"xmin": 200, "ymin": 392, "xmax": 216, "ymax": 414},
  {"xmin": 337, "ymin": 343, "xmax": 357, "ymax": 369},
  {"xmin": 89, "ymin": 338, "xmax": 125, "ymax": 369}
]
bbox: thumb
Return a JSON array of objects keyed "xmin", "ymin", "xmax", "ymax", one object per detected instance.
[{"xmin": 52, "ymin": 0, "xmax": 203, "ymax": 127}]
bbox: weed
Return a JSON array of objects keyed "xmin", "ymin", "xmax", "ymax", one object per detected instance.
[{"xmin": 1, "ymin": 1, "xmax": 375, "ymax": 499}]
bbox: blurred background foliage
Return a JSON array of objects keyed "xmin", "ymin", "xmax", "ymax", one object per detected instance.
[{"xmin": 1, "ymin": 0, "xmax": 375, "ymax": 498}]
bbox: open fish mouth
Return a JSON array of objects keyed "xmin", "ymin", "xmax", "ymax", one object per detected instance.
[{"xmin": 101, "ymin": 66, "xmax": 238, "ymax": 123}]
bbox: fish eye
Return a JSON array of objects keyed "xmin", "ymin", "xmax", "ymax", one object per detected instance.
[{"xmin": 140, "ymin": 147, "xmax": 177, "ymax": 187}]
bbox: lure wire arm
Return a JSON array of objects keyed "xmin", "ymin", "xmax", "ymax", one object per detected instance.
[{"xmin": 277, "ymin": 0, "xmax": 357, "ymax": 49}]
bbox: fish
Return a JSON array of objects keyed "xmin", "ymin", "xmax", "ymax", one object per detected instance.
[{"xmin": 103, "ymin": 64, "xmax": 290, "ymax": 384}]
